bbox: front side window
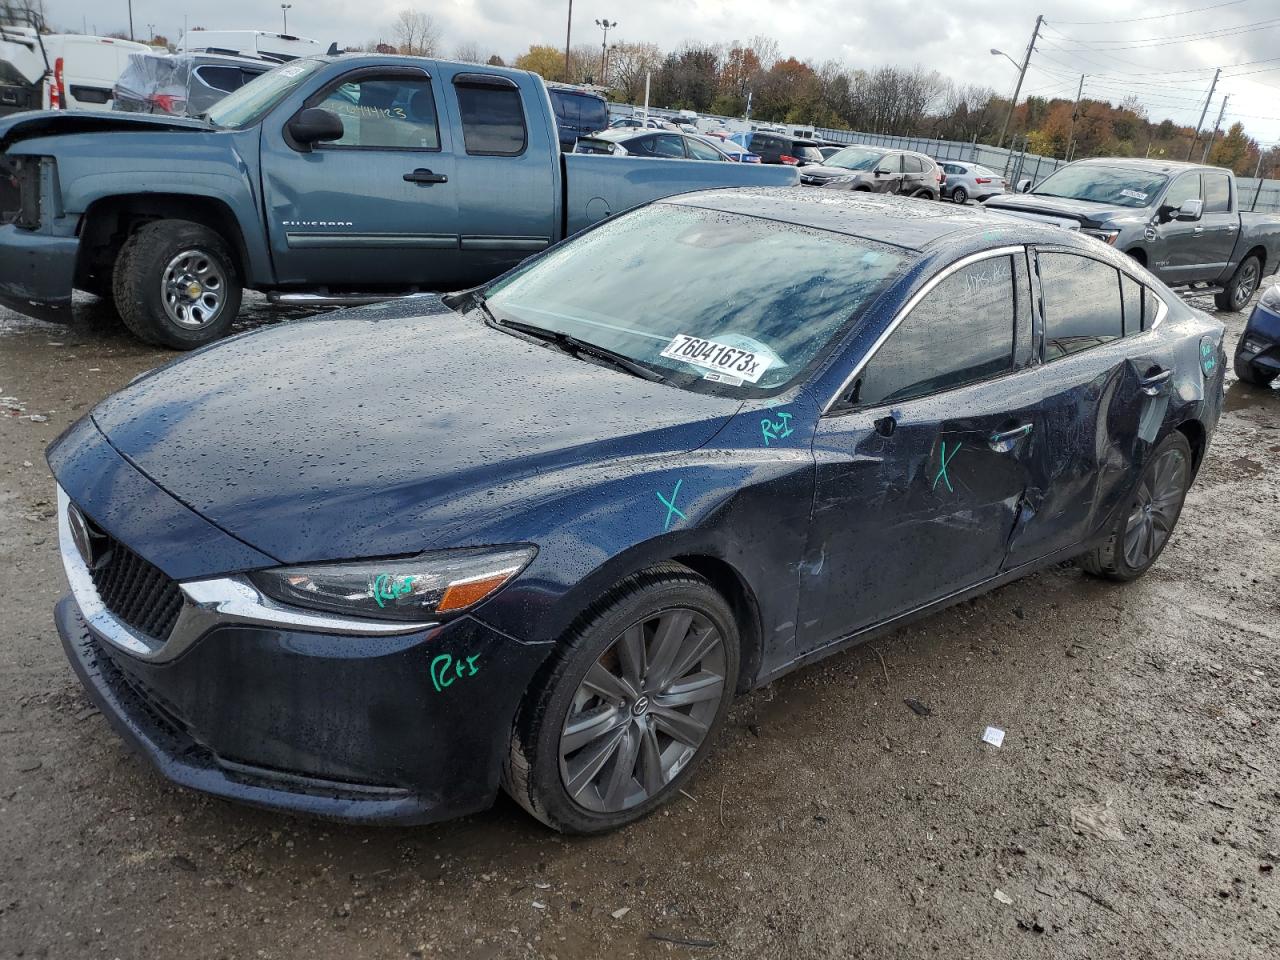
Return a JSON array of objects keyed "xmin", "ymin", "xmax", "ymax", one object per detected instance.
[
  {"xmin": 1162, "ymin": 173, "xmax": 1201, "ymax": 210},
  {"xmin": 316, "ymin": 76, "xmax": 440, "ymax": 150},
  {"xmin": 856, "ymin": 254, "xmax": 1018, "ymax": 407},
  {"xmin": 1040, "ymin": 253, "xmax": 1122, "ymax": 360},
  {"xmin": 1203, "ymin": 173, "xmax": 1231, "ymax": 213},
  {"xmin": 455, "ymin": 82, "xmax": 527, "ymax": 156},
  {"xmin": 485, "ymin": 204, "xmax": 911, "ymax": 396}
]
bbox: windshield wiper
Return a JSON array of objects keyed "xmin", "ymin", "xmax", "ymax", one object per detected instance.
[{"xmin": 492, "ymin": 314, "xmax": 670, "ymax": 384}]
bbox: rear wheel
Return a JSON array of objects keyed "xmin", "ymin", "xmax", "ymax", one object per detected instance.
[
  {"xmin": 113, "ymin": 219, "xmax": 242, "ymax": 349},
  {"xmin": 503, "ymin": 563, "xmax": 740, "ymax": 834},
  {"xmin": 1080, "ymin": 432, "xmax": 1192, "ymax": 582},
  {"xmin": 1214, "ymin": 254, "xmax": 1262, "ymax": 312},
  {"xmin": 951, "ymin": 185, "xmax": 968, "ymax": 204}
]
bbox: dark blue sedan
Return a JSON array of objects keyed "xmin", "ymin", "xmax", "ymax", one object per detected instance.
[
  {"xmin": 49, "ymin": 191, "xmax": 1225, "ymax": 833},
  {"xmin": 1235, "ymin": 283, "xmax": 1280, "ymax": 387}
]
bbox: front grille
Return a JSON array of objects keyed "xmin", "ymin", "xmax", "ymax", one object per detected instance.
[{"xmin": 82, "ymin": 515, "xmax": 185, "ymax": 641}]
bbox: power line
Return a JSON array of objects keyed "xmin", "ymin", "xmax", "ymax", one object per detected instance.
[
  {"xmin": 1044, "ymin": 17, "xmax": 1280, "ymax": 51},
  {"xmin": 1049, "ymin": 0, "xmax": 1252, "ymax": 26}
]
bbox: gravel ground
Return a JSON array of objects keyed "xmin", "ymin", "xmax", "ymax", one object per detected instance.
[{"xmin": 0, "ymin": 284, "xmax": 1278, "ymax": 960}]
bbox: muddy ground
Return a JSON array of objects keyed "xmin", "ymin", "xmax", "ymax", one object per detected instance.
[{"xmin": 1, "ymin": 285, "xmax": 1278, "ymax": 960}]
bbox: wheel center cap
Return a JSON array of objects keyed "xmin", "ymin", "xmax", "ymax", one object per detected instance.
[
  {"xmin": 631, "ymin": 695, "xmax": 650, "ymax": 717},
  {"xmin": 184, "ymin": 281, "xmax": 203, "ymax": 300}
]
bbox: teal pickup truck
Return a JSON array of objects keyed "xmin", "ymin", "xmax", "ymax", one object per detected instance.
[{"xmin": 0, "ymin": 55, "xmax": 797, "ymax": 348}]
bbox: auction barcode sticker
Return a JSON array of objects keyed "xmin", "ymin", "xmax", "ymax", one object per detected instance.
[{"xmin": 659, "ymin": 334, "xmax": 771, "ymax": 384}]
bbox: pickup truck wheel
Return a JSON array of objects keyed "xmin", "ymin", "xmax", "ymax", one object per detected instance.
[
  {"xmin": 113, "ymin": 220, "xmax": 241, "ymax": 349},
  {"xmin": 1214, "ymin": 254, "xmax": 1261, "ymax": 312}
]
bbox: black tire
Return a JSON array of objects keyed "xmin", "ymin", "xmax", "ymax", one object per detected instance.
[
  {"xmin": 1079, "ymin": 432, "xmax": 1193, "ymax": 582},
  {"xmin": 503, "ymin": 562, "xmax": 740, "ymax": 834},
  {"xmin": 1234, "ymin": 354, "xmax": 1274, "ymax": 386},
  {"xmin": 952, "ymin": 185, "xmax": 968, "ymax": 205},
  {"xmin": 1214, "ymin": 254, "xmax": 1262, "ymax": 312},
  {"xmin": 112, "ymin": 219, "xmax": 241, "ymax": 349}
]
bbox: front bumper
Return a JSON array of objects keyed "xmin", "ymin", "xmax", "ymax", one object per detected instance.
[
  {"xmin": 1236, "ymin": 301, "xmax": 1280, "ymax": 378},
  {"xmin": 57, "ymin": 593, "xmax": 552, "ymax": 824},
  {"xmin": 0, "ymin": 222, "xmax": 78, "ymax": 322}
]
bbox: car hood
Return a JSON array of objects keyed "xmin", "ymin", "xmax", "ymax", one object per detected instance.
[
  {"xmin": 0, "ymin": 109, "xmax": 209, "ymax": 149},
  {"xmin": 982, "ymin": 193, "xmax": 1135, "ymax": 226},
  {"xmin": 88, "ymin": 298, "xmax": 742, "ymax": 566},
  {"xmin": 800, "ymin": 163, "xmax": 868, "ymax": 181}
]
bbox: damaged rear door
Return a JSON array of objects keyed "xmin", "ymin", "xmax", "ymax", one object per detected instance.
[{"xmin": 798, "ymin": 247, "xmax": 1041, "ymax": 651}]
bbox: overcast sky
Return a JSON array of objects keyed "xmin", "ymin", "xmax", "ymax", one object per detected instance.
[{"xmin": 49, "ymin": 0, "xmax": 1280, "ymax": 145}]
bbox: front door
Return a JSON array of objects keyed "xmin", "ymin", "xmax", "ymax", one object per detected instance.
[
  {"xmin": 1149, "ymin": 171, "xmax": 1202, "ymax": 285},
  {"xmin": 261, "ymin": 64, "xmax": 460, "ymax": 287},
  {"xmin": 799, "ymin": 248, "xmax": 1040, "ymax": 651},
  {"xmin": 871, "ymin": 153, "xmax": 905, "ymax": 194}
]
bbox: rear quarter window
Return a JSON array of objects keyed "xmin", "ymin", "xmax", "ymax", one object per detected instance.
[{"xmin": 455, "ymin": 81, "xmax": 527, "ymax": 156}]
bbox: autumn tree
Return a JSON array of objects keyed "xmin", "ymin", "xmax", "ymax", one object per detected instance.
[
  {"xmin": 608, "ymin": 42, "xmax": 663, "ymax": 103},
  {"xmin": 515, "ymin": 44, "xmax": 566, "ymax": 82}
]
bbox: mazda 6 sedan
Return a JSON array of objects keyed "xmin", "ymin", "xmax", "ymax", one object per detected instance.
[{"xmin": 50, "ymin": 191, "xmax": 1225, "ymax": 833}]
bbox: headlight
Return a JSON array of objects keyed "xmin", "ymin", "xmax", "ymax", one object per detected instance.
[
  {"xmin": 249, "ymin": 546, "xmax": 536, "ymax": 622},
  {"xmin": 1257, "ymin": 285, "xmax": 1280, "ymax": 312},
  {"xmin": 1082, "ymin": 228, "xmax": 1120, "ymax": 245}
]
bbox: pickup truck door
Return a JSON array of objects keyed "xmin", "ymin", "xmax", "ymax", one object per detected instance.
[
  {"xmin": 437, "ymin": 70, "xmax": 559, "ymax": 287},
  {"xmin": 1196, "ymin": 170, "xmax": 1240, "ymax": 277},
  {"xmin": 260, "ymin": 64, "xmax": 460, "ymax": 287},
  {"xmin": 1149, "ymin": 172, "xmax": 1202, "ymax": 284}
]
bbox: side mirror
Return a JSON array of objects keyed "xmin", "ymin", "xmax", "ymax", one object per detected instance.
[
  {"xmin": 288, "ymin": 108, "xmax": 344, "ymax": 149},
  {"xmin": 874, "ymin": 167, "xmax": 890, "ymax": 176},
  {"xmin": 1174, "ymin": 198, "xmax": 1203, "ymax": 222},
  {"xmin": 1017, "ymin": 179, "xmax": 1032, "ymax": 193}
]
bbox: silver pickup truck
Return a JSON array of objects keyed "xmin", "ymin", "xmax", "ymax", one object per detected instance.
[
  {"xmin": 0, "ymin": 54, "xmax": 797, "ymax": 348},
  {"xmin": 985, "ymin": 157, "xmax": 1280, "ymax": 311}
]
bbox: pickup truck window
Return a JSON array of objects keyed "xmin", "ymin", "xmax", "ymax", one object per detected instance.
[
  {"xmin": 1033, "ymin": 164, "xmax": 1169, "ymax": 209},
  {"xmin": 206, "ymin": 58, "xmax": 324, "ymax": 129},
  {"xmin": 1203, "ymin": 172, "xmax": 1231, "ymax": 213},
  {"xmin": 318, "ymin": 77, "xmax": 440, "ymax": 151},
  {"xmin": 1040, "ymin": 253, "xmax": 1122, "ymax": 360},
  {"xmin": 1164, "ymin": 174, "xmax": 1201, "ymax": 211},
  {"xmin": 484, "ymin": 203, "xmax": 910, "ymax": 396},
  {"xmin": 455, "ymin": 82, "xmax": 527, "ymax": 156}
]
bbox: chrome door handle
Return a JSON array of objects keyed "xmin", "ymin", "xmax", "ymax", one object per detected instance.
[
  {"xmin": 988, "ymin": 422, "xmax": 1033, "ymax": 453},
  {"xmin": 1139, "ymin": 368, "xmax": 1172, "ymax": 396}
]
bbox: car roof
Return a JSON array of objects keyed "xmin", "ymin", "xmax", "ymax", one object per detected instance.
[{"xmin": 662, "ymin": 188, "xmax": 1076, "ymax": 252}]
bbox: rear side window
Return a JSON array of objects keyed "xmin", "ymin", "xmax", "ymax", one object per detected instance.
[
  {"xmin": 903, "ymin": 155, "xmax": 925, "ymax": 173},
  {"xmin": 1120, "ymin": 273, "xmax": 1144, "ymax": 336},
  {"xmin": 857, "ymin": 254, "xmax": 1018, "ymax": 406},
  {"xmin": 195, "ymin": 65, "xmax": 244, "ymax": 93},
  {"xmin": 1203, "ymin": 172, "xmax": 1231, "ymax": 213},
  {"xmin": 1040, "ymin": 253, "xmax": 1122, "ymax": 360},
  {"xmin": 455, "ymin": 81, "xmax": 527, "ymax": 156}
]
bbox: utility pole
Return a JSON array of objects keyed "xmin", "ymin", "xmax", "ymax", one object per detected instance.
[
  {"xmin": 595, "ymin": 19, "xmax": 616, "ymax": 87},
  {"xmin": 281, "ymin": 3, "xmax": 291, "ymax": 33},
  {"xmin": 1065, "ymin": 73, "xmax": 1084, "ymax": 160},
  {"xmin": 1186, "ymin": 67, "xmax": 1220, "ymax": 161},
  {"xmin": 563, "ymin": 0, "xmax": 573, "ymax": 79},
  {"xmin": 146, "ymin": 22, "xmax": 154, "ymax": 43},
  {"xmin": 1202, "ymin": 94, "xmax": 1229, "ymax": 163},
  {"xmin": 997, "ymin": 14, "xmax": 1042, "ymax": 150},
  {"xmin": 127, "ymin": 0, "xmax": 134, "ymax": 40}
]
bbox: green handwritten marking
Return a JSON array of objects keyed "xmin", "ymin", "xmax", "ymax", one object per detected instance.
[
  {"xmin": 430, "ymin": 653, "xmax": 481, "ymax": 693},
  {"xmin": 656, "ymin": 479, "xmax": 686, "ymax": 531},
  {"xmin": 372, "ymin": 574, "xmax": 414, "ymax": 608},
  {"xmin": 1200, "ymin": 339, "xmax": 1217, "ymax": 375},
  {"xmin": 932, "ymin": 441, "xmax": 961, "ymax": 494},
  {"xmin": 760, "ymin": 410, "xmax": 795, "ymax": 446}
]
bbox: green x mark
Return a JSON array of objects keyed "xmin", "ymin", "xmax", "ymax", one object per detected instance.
[
  {"xmin": 932, "ymin": 441, "xmax": 961, "ymax": 494},
  {"xmin": 657, "ymin": 479, "xmax": 687, "ymax": 531}
]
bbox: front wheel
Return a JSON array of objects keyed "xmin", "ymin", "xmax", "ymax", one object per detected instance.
[
  {"xmin": 1234, "ymin": 354, "xmax": 1275, "ymax": 387},
  {"xmin": 1079, "ymin": 432, "xmax": 1192, "ymax": 582},
  {"xmin": 952, "ymin": 186, "xmax": 968, "ymax": 204},
  {"xmin": 503, "ymin": 563, "xmax": 740, "ymax": 833},
  {"xmin": 1214, "ymin": 254, "xmax": 1262, "ymax": 312},
  {"xmin": 113, "ymin": 219, "xmax": 242, "ymax": 349}
]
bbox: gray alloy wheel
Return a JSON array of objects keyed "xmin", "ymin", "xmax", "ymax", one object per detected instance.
[
  {"xmin": 160, "ymin": 248, "xmax": 228, "ymax": 329},
  {"xmin": 1231, "ymin": 257, "xmax": 1260, "ymax": 309},
  {"xmin": 1121, "ymin": 445, "xmax": 1189, "ymax": 569},
  {"xmin": 952, "ymin": 185, "xmax": 968, "ymax": 204},
  {"xmin": 558, "ymin": 607, "xmax": 727, "ymax": 814}
]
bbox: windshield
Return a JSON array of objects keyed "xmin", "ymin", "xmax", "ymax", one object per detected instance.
[
  {"xmin": 824, "ymin": 146, "xmax": 886, "ymax": 171},
  {"xmin": 484, "ymin": 204, "xmax": 910, "ymax": 396},
  {"xmin": 1032, "ymin": 164, "xmax": 1169, "ymax": 207},
  {"xmin": 206, "ymin": 58, "xmax": 324, "ymax": 128}
]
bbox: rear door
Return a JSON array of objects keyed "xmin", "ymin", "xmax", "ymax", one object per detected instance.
[
  {"xmin": 800, "ymin": 247, "xmax": 1040, "ymax": 650},
  {"xmin": 261, "ymin": 63, "xmax": 461, "ymax": 286},
  {"xmin": 902, "ymin": 154, "xmax": 928, "ymax": 193},
  {"xmin": 440, "ymin": 69, "xmax": 558, "ymax": 285}
]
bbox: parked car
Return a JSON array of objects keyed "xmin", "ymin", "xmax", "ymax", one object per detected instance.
[
  {"xmin": 608, "ymin": 115, "xmax": 677, "ymax": 131},
  {"xmin": 728, "ymin": 130, "xmax": 824, "ymax": 166},
  {"xmin": 113, "ymin": 51, "xmax": 273, "ymax": 117},
  {"xmin": 0, "ymin": 55, "xmax": 796, "ymax": 349},
  {"xmin": 938, "ymin": 161, "xmax": 1006, "ymax": 204},
  {"xmin": 817, "ymin": 144, "xmax": 845, "ymax": 162},
  {"xmin": 1235, "ymin": 283, "xmax": 1280, "ymax": 387},
  {"xmin": 0, "ymin": 26, "xmax": 148, "ymax": 115},
  {"xmin": 984, "ymin": 158, "xmax": 1280, "ymax": 311},
  {"xmin": 701, "ymin": 136, "xmax": 760, "ymax": 163},
  {"xmin": 802, "ymin": 145, "xmax": 943, "ymax": 199},
  {"xmin": 49, "ymin": 190, "xmax": 1223, "ymax": 833},
  {"xmin": 575, "ymin": 128, "xmax": 735, "ymax": 161},
  {"xmin": 546, "ymin": 82, "xmax": 609, "ymax": 151}
]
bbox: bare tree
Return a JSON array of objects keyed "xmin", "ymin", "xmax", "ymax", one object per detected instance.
[
  {"xmin": 391, "ymin": 10, "xmax": 441, "ymax": 57},
  {"xmin": 453, "ymin": 41, "xmax": 482, "ymax": 64}
]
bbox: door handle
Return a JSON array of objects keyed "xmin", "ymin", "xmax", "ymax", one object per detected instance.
[
  {"xmin": 1139, "ymin": 367, "xmax": 1172, "ymax": 396},
  {"xmin": 403, "ymin": 168, "xmax": 448, "ymax": 184},
  {"xmin": 988, "ymin": 422, "xmax": 1033, "ymax": 453},
  {"xmin": 1193, "ymin": 226, "xmax": 1204, "ymax": 234}
]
